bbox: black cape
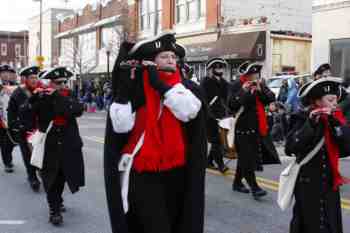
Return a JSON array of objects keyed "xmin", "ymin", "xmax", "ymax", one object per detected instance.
[{"xmin": 104, "ymin": 45, "xmax": 207, "ymax": 233}]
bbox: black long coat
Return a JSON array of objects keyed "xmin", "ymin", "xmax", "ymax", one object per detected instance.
[
  {"xmin": 30, "ymin": 91, "xmax": 85, "ymax": 193},
  {"xmin": 229, "ymin": 80, "xmax": 280, "ymax": 172},
  {"xmin": 104, "ymin": 75, "xmax": 207, "ymax": 233},
  {"xmin": 200, "ymin": 76, "xmax": 230, "ymax": 144},
  {"xmin": 285, "ymin": 111, "xmax": 350, "ymax": 233}
]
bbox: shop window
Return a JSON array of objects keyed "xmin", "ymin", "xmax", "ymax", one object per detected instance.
[{"xmin": 330, "ymin": 38, "xmax": 350, "ymax": 78}]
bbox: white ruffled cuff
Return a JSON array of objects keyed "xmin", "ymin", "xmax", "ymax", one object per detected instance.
[
  {"xmin": 164, "ymin": 84, "xmax": 202, "ymax": 122},
  {"xmin": 109, "ymin": 102, "xmax": 135, "ymax": 133}
]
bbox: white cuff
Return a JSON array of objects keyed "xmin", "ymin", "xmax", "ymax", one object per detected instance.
[
  {"xmin": 109, "ymin": 102, "xmax": 135, "ymax": 133},
  {"xmin": 164, "ymin": 84, "xmax": 202, "ymax": 122}
]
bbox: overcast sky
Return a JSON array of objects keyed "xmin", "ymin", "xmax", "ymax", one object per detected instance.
[{"xmin": 1, "ymin": 0, "xmax": 98, "ymax": 31}]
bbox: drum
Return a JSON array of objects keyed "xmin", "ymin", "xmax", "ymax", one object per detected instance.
[{"xmin": 218, "ymin": 117, "xmax": 237, "ymax": 160}]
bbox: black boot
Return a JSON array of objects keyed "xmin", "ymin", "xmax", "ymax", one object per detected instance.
[
  {"xmin": 49, "ymin": 207, "xmax": 63, "ymax": 226},
  {"xmin": 218, "ymin": 164, "xmax": 229, "ymax": 174},
  {"xmin": 28, "ymin": 176, "xmax": 41, "ymax": 192},
  {"xmin": 252, "ymin": 187, "xmax": 267, "ymax": 200},
  {"xmin": 232, "ymin": 183, "xmax": 250, "ymax": 193},
  {"xmin": 4, "ymin": 164, "xmax": 14, "ymax": 173}
]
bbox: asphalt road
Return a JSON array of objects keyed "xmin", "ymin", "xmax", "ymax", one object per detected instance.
[{"xmin": 0, "ymin": 111, "xmax": 349, "ymax": 233}]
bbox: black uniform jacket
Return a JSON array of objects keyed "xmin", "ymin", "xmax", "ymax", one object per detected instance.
[
  {"xmin": 200, "ymin": 76, "xmax": 230, "ymax": 143},
  {"xmin": 30, "ymin": 91, "xmax": 85, "ymax": 193},
  {"xmin": 104, "ymin": 70, "xmax": 207, "ymax": 233},
  {"xmin": 285, "ymin": 111, "xmax": 350, "ymax": 233},
  {"xmin": 229, "ymin": 80, "xmax": 280, "ymax": 172},
  {"xmin": 7, "ymin": 86, "xmax": 36, "ymax": 143}
]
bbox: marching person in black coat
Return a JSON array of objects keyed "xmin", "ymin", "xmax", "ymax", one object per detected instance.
[
  {"xmin": 27, "ymin": 67, "xmax": 85, "ymax": 226},
  {"xmin": 200, "ymin": 57, "xmax": 230, "ymax": 173},
  {"xmin": 285, "ymin": 77, "xmax": 350, "ymax": 233},
  {"xmin": 7, "ymin": 66, "xmax": 41, "ymax": 191},
  {"xmin": 104, "ymin": 32, "xmax": 207, "ymax": 233},
  {"xmin": 0, "ymin": 64, "xmax": 17, "ymax": 173},
  {"xmin": 229, "ymin": 61, "xmax": 280, "ymax": 199}
]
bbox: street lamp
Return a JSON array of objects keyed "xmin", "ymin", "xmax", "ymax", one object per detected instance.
[
  {"xmin": 105, "ymin": 42, "xmax": 112, "ymax": 81},
  {"xmin": 33, "ymin": 0, "xmax": 43, "ymax": 57}
]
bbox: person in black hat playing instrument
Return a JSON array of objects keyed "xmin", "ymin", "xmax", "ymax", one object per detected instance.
[
  {"xmin": 200, "ymin": 57, "xmax": 230, "ymax": 173},
  {"xmin": 229, "ymin": 61, "xmax": 280, "ymax": 199},
  {"xmin": 314, "ymin": 63, "xmax": 331, "ymax": 80},
  {"xmin": 7, "ymin": 66, "xmax": 41, "ymax": 191},
  {"xmin": 27, "ymin": 66, "xmax": 85, "ymax": 225},
  {"xmin": 104, "ymin": 32, "xmax": 206, "ymax": 233},
  {"xmin": 285, "ymin": 77, "xmax": 350, "ymax": 233},
  {"xmin": 0, "ymin": 64, "xmax": 17, "ymax": 173}
]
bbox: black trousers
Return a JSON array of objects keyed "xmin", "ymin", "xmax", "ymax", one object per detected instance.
[
  {"xmin": 233, "ymin": 164, "xmax": 259, "ymax": 190},
  {"xmin": 208, "ymin": 143, "xmax": 225, "ymax": 168},
  {"xmin": 0, "ymin": 129, "xmax": 14, "ymax": 166},
  {"xmin": 128, "ymin": 167, "xmax": 185, "ymax": 233},
  {"xmin": 18, "ymin": 140, "xmax": 37, "ymax": 179},
  {"xmin": 47, "ymin": 169, "xmax": 65, "ymax": 211}
]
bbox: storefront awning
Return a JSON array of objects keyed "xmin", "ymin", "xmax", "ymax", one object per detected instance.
[{"xmin": 185, "ymin": 31, "xmax": 266, "ymax": 62}]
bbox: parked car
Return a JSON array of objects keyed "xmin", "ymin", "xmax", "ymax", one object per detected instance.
[{"xmin": 267, "ymin": 74, "xmax": 312, "ymax": 97}]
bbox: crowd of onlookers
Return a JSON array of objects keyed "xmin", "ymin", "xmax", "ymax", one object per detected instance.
[{"xmin": 73, "ymin": 80, "xmax": 113, "ymax": 113}]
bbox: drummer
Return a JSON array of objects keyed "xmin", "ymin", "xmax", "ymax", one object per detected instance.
[{"xmin": 200, "ymin": 57, "xmax": 230, "ymax": 173}]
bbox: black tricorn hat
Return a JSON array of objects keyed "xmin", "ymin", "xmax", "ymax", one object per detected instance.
[
  {"xmin": 128, "ymin": 31, "xmax": 186, "ymax": 60},
  {"xmin": 0, "ymin": 64, "xmax": 16, "ymax": 73},
  {"xmin": 314, "ymin": 63, "xmax": 331, "ymax": 76},
  {"xmin": 38, "ymin": 70, "xmax": 47, "ymax": 79},
  {"xmin": 41, "ymin": 67, "xmax": 73, "ymax": 80},
  {"xmin": 297, "ymin": 77, "xmax": 343, "ymax": 106},
  {"xmin": 19, "ymin": 66, "xmax": 40, "ymax": 77},
  {"xmin": 238, "ymin": 61, "xmax": 263, "ymax": 75},
  {"xmin": 206, "ymin": 57, "xmax": 228, "ymax": 70}
]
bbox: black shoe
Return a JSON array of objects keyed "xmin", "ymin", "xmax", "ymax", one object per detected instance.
[
  {"xmin": 218, "ymin": 165, "xmax": 229, "ymax": 174},
  {"xmin": 252, "ymin": 188, "xmax": 267, "ymax": 200},
  {"xmin": 60, "ymin": 203, "xmax": 66, "ymax": 213},
  {"xmin": 4, "ymin": 165, "xmax": 14, "ymax": 173},
  {"xmin": 207, "ymin": 160, "xmax": 216, "ymax": 169},
  {"xmin": 233, "ymin": 184, "xmax": 250, "ymax": 193},
  {"xmin": 28, "ymin": 178, "xmax": 40, "ymax": 192},
  {"xmin": 8, "ymin": 163, "xmax": 14, "ymax": 168},
  {"xmin": 49, "ymin": 211, "xmax": 63, "ymax": 226}
]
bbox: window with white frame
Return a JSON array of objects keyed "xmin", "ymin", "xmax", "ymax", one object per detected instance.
[
  {"xmin": 78, "ymin": 31, "xmax": 97, "ymax": 73},
  {"xmin": 1, "ymin": 43, "xmax": 7, "ymax": 56},
  {"xmin": 139, "ymin": 0, "xmax": 162, "ymax": 33},
  {"xmin": 15, "ymin": 44, "xmax": 21, "ymax": 57},
  {"xmin": 176, "ymin": 0, "xmax": 201, "ymax": 24},
  {"xmin": 59, "ymin": 37, "xmax": 74, "ymax": 67},
  {"xmin": 102, "ymin": 26, "xmax": 123, "ymax": 61}
]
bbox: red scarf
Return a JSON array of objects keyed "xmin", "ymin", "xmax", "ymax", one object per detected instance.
[
  {"xmin": 122, "ymin": 68, "xmax": 186, "ymax": 172},
  {"xmin": 320, "ymin": 109, "xmax": 350, "ymax": 190},
  {"xmin": 53, "ymin": 88, "xmax": 70, "ymax": 126},
  {"xmin": 240, "ymin": 75, "xmax": 268, "ymax": 136}
]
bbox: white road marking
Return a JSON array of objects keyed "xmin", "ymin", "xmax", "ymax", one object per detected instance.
[{"xmin": 0, "ymin": 220, "xmax": 26, "ymax": 225}]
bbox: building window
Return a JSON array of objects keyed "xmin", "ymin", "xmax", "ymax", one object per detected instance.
[
  {"xmin": 176, "ymin": 0, "xmax": 201, "ymax": 24},
  {"xmin": 15, "ymin": 44, "xmax": 21, "ymax": 57},
  {"xmin": 330, "ymin": 38, "xmax": 350, "ymax": 78},
  {"xmin": 1, "ymin": 43, "xmax": 7, "ymax": 56},
  {"xmin": 139, "ymin": 0, "xmax": 162, "ymax": 33}
]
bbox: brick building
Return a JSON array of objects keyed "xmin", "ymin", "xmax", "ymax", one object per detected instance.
[
  {"xmin": 56, "ymin": 0, "xmax": 137, "ymax": 81},
  {"xmin": 56, "ymin": 0, "xmax": 312, "ymax": 80},
  {"xmin": 0, "ymin": 31, "xmax": 29, "ymax": 71}
]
